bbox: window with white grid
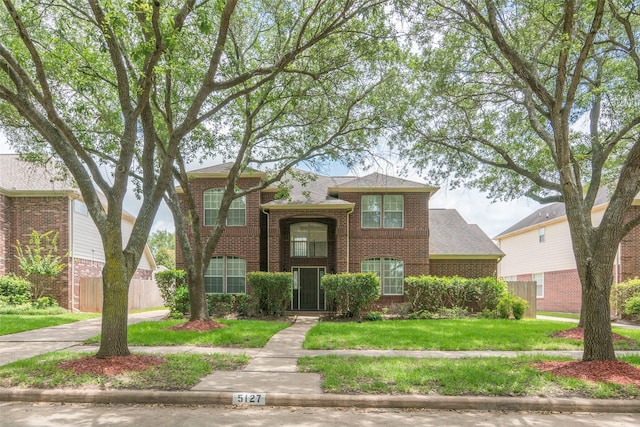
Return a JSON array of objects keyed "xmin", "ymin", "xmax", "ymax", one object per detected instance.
[
  {"xmin": 361, "ymin": 258, "xmax": 404, "ymax": 295},
  {"xmin": 203, "ymin": 189, "xmax": 245, "ymax": 226},
  {"xmin": 205, "ymin": 256, "xmax": 246, "ymax": 294}
]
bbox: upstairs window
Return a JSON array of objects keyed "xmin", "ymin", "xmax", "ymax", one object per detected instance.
[
  {"xmin": 205, "ymin": 256, "xmax": 246, "ymax": 294},
  {"xmin": 290, "ymin": 222, "xmax": 328, "ymax": 257},
  {"xmin": 361, "ymin": 257, "xmax": 404, "ymax": 295},
  {"xmin": 204, "ymin": 189, "xmax": 246, "ymax": 226},
  {"xmin": 361, "ymin": 195, "xmax": 404, "ymax": 229},
  {"xmin": 539, "ymin": 227, "xmax": 545, "ymax": 243}
]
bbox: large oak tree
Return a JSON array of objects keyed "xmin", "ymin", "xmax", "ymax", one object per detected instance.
[
  {"xmin": 0, "ymin": 0, "xmax": 389, "ymax": 356},
  {"xmin": 165, "ymin": 2, "xmax": 397, "ymax": 322},
  {"xmin": 400, "ymin": 0, "xmax": 640, "ymax": 360}
]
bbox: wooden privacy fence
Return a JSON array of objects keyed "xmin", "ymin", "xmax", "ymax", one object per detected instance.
[
  {"xmin": 506, "ymin": 281, "xmax": 537, "ymax": 318},
  {"xmin": 79, "ymin": 277, "xmax": 165, "ymax": 313}
]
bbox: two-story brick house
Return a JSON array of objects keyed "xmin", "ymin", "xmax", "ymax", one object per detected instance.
[{"xmin": 176, "ymin": 164, "xmax": 504, "ymax": 311}]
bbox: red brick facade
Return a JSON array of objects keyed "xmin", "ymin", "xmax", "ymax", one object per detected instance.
[
  {"xmin": 430, "ymin": 259, "xmax": 498, "ymax": 278},
  {"xmin": 516, "ymin": 269, "xmax": 582, "ymax": 314},
  {"xmin": 620, "ymin": 206, "xmax": 640, "ymax": 282},
  {"xmin": 0, "ymin": 194, "xmax": 9, "ymax": 276},
  {"xmin": 5, "ymin": 196, "xmax": 73, "ymax": 308}
]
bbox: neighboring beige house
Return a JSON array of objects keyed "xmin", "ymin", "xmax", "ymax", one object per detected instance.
[
  {"xmin": 493, "ymin": 190, "xmax": 637, "ymax": 314},
  {"xmin": 0, "ymin": 154, "xmax": 156, "ymax": 311}
]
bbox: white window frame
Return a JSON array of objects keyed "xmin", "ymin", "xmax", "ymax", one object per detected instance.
[
  {"xmin": 383, "ymin": 195, "xmax": 404, "ymax": 228},
  {"xmin": 203, "ymin": 189, "xmax": 246, "ymax": 226},
  {"xmin": 532, "ymin": 273, "xmax": 544, "ymax": 298},
  {"xmin": 205, "ymin": 256, "xmax": 246, "ymax": 294},
  {"xmin": 290, "ymin": 222, "xmax": 328, "ymax": 257},
  {"xmin": 539, "ymin": 227, "xmax": 545, "ymax": 243},
  {"xmin": 361, "ymin": 195, "xmax": 382, "ymax": 228},
  {"xmin": 361, "ymin": 195, "xmax": 404, "ymax": 229},
  {"xmin": 361, "ymin": 257, "xmax": 404, "ymax": 295}
]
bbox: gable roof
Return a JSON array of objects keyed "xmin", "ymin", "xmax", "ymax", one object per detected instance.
[
  {"xmin": 186, "ymin": 162, "xmax": 267, "ymax": 178},
  {"xmin": 261, "ymin": 169, "xmax": 435, "ymax": 210},
  {"xmin": 0, "ymin": 154, "xmax": 77, "ymax": 195},
  {"xmin": 494, "ymin": 189, "xmax": 610, "ymax": 238},
  {"xmin": 429, "ymin": 209, "xmax": 504, "ymax": 259},
  {"xmin": 330, "ymin": 172, "xmax": 438, "ymax": 193}
]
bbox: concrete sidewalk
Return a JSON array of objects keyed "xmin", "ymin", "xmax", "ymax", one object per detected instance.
[
  {"xmin": 2, "ymin": 312, "xmax": 640, "ymax": 412},
  {"xmin": 0, "ymin": 310, "xmax": 168, "ymax": 366}
]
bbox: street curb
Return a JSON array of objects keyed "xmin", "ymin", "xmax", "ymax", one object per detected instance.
[{"xmin": 1, "ymin": 389, "xmax": 639, "ymax": 413}]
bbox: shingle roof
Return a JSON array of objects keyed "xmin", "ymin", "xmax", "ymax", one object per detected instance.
[
  {"xmin": 494, "ymin": 189, "xmax": 610, "ymax": 238},
  {"xmin": 186, "ymin": 162, "xmax": 265, "ymax": 177},
  {"xmin": 332, "ymin": 172, "xmax": 437, "ymax": 192},
  {"xmin": 429, "ymin": 209, "xmax": 504, "ymax": 257},
  {"xmin": 0, "ymin": 154, "xmax": 77, "ymax": 194},
  {"xmin": 264, "ymin": 173, "xmax": 354, "ymax": 207},
  {"xmin": 262, "ymin": 170, "xmax": 435, "ymax": 208}
]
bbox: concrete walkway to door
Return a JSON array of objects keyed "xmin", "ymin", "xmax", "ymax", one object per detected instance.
[{"xmin": 192, "ymin": 316, "xmax": 322, "ymax": 394}]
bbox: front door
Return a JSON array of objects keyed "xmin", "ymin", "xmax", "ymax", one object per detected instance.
[{"xmin": 292, "ymin": 267, "xmax": 325, "ymax": 310}]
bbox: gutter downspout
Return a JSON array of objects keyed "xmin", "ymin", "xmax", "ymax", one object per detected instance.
[
  {"xmin": 69, "ymin": 198, "xmax": 76, "ymax": 311},
  {"xmin": 261, "ymin": 207, "xmax": 269, "ymax": 272},
  {"xmin": 346, "ymin": 207, "xmax": 353, "ymax": 272}
]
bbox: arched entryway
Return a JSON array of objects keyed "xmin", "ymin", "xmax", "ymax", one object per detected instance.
[{"xmin": 280, "ymin": 218, "xmax": 336, "ymax": 311}]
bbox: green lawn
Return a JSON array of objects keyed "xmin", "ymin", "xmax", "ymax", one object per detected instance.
[
  {"xmin": 537, "ymin": 311, "xmax": 581, "ymax": 319},
  {"xmin": 0, "ymin": 351, "xmax": 249, "ymax": 390},
  {"xmin": 298, "ymin": 354, "xmax": 640, "ymax": 399},
  {"xmin": 85, "ymin": 319, "xmax": 291, "ymax": 348},
  {"xmin": 303, "ymin": 319, "xmax": 640, "ymax": 351},
  {"xmin": 0, "ymin": 313, "xmax": 99, "ymax": 336}
]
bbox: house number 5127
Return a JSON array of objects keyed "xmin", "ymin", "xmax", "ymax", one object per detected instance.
[{"xmin": 232, "ymin": 392, "xmax": 266, "ymax": 405}]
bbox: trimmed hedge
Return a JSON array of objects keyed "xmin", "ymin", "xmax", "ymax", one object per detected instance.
[
  {"xmin": 247, "ymin": 272, "xmax": 293, "ymax": 316},
  {"xmin": 206, "ymin": 293, "xmax": 257, "ymax": 317},
  {"xmin": 155, "ymin": 269, "xmax": 187, "ymax": 316},
  {"xmin": 404, "ymin": 275, "xmax": 506, "ymax": 314},
  {"xmin": 612, "ymin": 279, "xmax": 640, "ymax": 321},
  {"xmin": 321, "ymin": 273, "xmax": 380, "ymax": 318},
  {"xmin": 0, "ymin": 274, "xmax": 32, "ymax": 306}
]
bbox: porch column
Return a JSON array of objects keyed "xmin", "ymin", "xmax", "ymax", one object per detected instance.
[{"xmin": 268, "ymin": 216, "xmax": 281, "ymax": 272}]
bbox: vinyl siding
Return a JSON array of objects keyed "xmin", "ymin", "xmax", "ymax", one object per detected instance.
[
  {"xmin": 72, "ymin": 203, "xmax": 153, "ymax": 270},
  {"xmin": 498, "ymin": 208, "xmax": 605, "ymax": 277},
  {"xmin": 72, "ymin": 204, "xmax": 106, "ymax": 263}
]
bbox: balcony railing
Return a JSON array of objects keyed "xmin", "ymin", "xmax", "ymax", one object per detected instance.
[{"xmin": 291, "ymin": 241, "xmax": 328, "ymax": 257}]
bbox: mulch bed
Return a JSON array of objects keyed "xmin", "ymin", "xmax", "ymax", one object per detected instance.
[
  {"xmin": 57, "ymin": 354, "xmax": 164, "ymax": 375},
  {"xmin": 538, "ymin": 327, "xmax": 640, "ymax": 386},
  {"xmin": 535, "ymin": 360, "xmax": 640, "ymax": 386},
  {"xmin": 551, "ymin": 327, "xmax": 634, "ymax": 342}
]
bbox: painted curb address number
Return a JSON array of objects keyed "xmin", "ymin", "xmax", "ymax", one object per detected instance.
[{"xmin": 232, "ymin": 392, "xmax": 266, "ymax": 406}]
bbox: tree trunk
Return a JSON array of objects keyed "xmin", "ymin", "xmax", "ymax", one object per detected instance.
[
  {"xmin": 581, "ymin": 263, "xmax": 616, "ymax": 361},
  {"xmin": 188, "ymin": 265, "xmax": 209, "ymax": 322},
  {"xmin": 96, "ymin": 260, "xmax": 131, "ymax": 358}
]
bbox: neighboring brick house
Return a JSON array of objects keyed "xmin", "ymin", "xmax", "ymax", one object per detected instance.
[
  {"xmin": 494, "ymin": 190, "xmax": 640, "ymax": 314},
  {"xmin": 176, "ymin": 164, "xmax": 503, "ymax": 311},
  {"xmin": 0, "ymin": 155, "xmax": 156, "ymax": 311}
]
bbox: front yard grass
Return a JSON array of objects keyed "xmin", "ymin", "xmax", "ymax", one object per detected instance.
[
  {"xmin": 0, "ymin": 313, "xmax": 99, "ymax": 336},
  {"xmin": 303, "ymin": 319, "xmax": 640, "ymax": 351},
  {"xmin": 0, "ymin": 351, "xmax": 249, "ymax": 390},
  {"xmin": 298, "ymin": 354, "xmax": 640, "ymax": 399},
  {"xmin": 84, "ymin": 319, "xmax": 291, "ymax": 348}
]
